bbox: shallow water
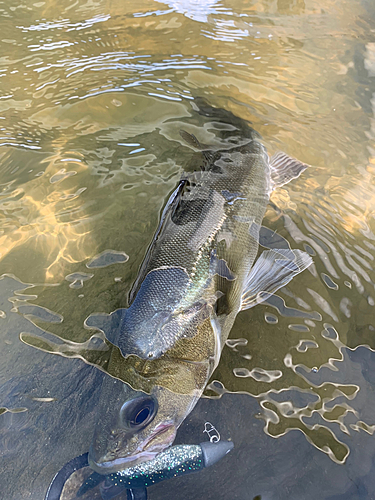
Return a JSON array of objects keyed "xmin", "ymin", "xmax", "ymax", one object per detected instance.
[{"xmin": 1, "ymin": 0, "xmax": 375, "ymax": 498}]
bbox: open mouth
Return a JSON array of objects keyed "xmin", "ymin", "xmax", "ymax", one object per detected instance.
[{"xmin": 89, "ymin": 423, "xmax": 176, "ymax": 475}]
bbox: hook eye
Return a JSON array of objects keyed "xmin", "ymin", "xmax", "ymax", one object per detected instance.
[{"xmin": 120, "ymin": 396, "xmax": 158, "ymax": 431}]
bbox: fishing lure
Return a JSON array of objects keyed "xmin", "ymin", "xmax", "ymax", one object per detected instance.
[{"xmin": 45, "ymin": 440, "xmax": 233, "ymax": 500}]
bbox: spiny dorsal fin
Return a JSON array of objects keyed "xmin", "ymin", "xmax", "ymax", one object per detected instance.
[
  {"xmin": 180, "ymin": 130, "xmax": 203, "ymax": 149},
  {"xmin": 180, "ymin": 129, "xmax": 216, "ymax": 170},
  {"xmin": 270, "ymin": 152, "xmax": 309, "ymax": 190}
]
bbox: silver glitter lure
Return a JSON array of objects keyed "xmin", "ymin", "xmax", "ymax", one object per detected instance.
[{"xmin": 77, "ymin": 440, "xmax": 234, "ymax": 500}]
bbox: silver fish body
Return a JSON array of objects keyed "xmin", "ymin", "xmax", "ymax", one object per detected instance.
[{"xmin": 89, "ymin": 101, "xmax": 311, "ymax": 475}]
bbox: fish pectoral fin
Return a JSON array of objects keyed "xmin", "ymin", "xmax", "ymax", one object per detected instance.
[
  {"xmin": 240, "ymin": 248, "xmax": 313, "ymax": 311},
  {"xmin": 270, "ymin": 152, "xmax": 309, "ymax": 189}
]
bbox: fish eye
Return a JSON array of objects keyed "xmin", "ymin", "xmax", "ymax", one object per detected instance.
[{"xmin": 120, "ymin": 396, "xmax": 158, "ymax": 430}]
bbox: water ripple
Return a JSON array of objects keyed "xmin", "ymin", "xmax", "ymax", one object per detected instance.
[{"xmin": 17, "ymin": 14, "xmax": 111, "ymax": 33}]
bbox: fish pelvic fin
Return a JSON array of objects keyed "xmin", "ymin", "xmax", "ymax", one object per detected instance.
[
  {"xmin": 270, "ymin": 152, "xmax": 309, "ymax": 190},
  {"xmin": 240, "ymin": 248, "xmax": 313, "ymax": 311}
]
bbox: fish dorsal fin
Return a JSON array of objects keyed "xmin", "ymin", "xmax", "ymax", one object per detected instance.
[
  {"xmin": 180, "ymin": 130, "xmax": 203, "ymax": 149},
  {"xmin": 270, "ymin": 152, "xmax": 309, "ymax": 190},
  {"xmin": 128, "ymin": 180, "xmax": 186, "ymax": 303},
  {"xmin": 240, "ymin": 248, "xmax": 313, "ymax": 311},
  {"xmin": 180, "ymin": 129, "xmax": 216, "ymax": 170}
]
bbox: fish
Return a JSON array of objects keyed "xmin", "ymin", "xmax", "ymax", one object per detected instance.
[{"xmin": 88, "ymin": 98, "xmax": 313, "ymax": 475}]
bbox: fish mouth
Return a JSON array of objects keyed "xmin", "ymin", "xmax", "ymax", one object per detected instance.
[
  {"xmin": 89, "ymin": 423, "xmax": 176, "ymax": 475},
  {"xmin": 142, "ymin": 422, "xmax": 176, "ymax": 452}
]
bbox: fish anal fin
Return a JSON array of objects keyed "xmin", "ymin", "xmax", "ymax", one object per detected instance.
[
  {"xmin": 240, "ymin": 248, "xmax": 313, "ymax": 311},
  {"xmin": 270, "ymin": 152, "xmax": 309, "ymax": 189}
]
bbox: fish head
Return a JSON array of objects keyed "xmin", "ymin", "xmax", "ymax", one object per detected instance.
[
  {"xmin": 118, "ymin": 267, "xmax": 200, "ymax": 360},
  {"xmin": 119, "ymin": 285, "xmax": 216, "ymax": 361},
  {"xmin": 89, "ymin": 289, "xmax": 218, "ymax": 475},
  {"xmin": 88, "ymin": 372, "xmax": 200, "ymax": 475}
]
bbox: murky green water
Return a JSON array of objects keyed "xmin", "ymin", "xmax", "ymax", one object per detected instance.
[{"xmin": 1, "ymin": 0, "xmax": 375, "ymax": 498}]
